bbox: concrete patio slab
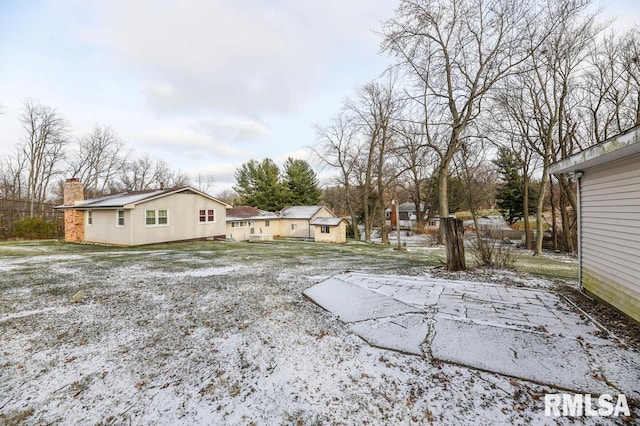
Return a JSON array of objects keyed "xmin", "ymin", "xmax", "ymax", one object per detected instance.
[{"xmin": 304, "ymin": 272, "xmax": 640, "ymax": 397}]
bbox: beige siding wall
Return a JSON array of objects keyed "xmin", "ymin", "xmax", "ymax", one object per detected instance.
[
  {"xmin": 110, "ymin": 192, "xmax": 227, "ymax": 245},
  {"xmin": 581, "ymin": 153, "xmax": 640, "ymax": 322},
  {"xmin": 85, "ymin": 209, "xmax": 132, "ymax": 245},
  {"xmin": 227, "ymin": 219, "xmax": 277, "ymax": 241},
  {"xmin": 84, "ymin": 200, "xmax": 227, "ymax": 246},
  {"xmin": 279, "ymin": 219, "xmax": 312, "ymax": 238},
  {"xmin": 314, "ymin": 222, "xmax": 347, "ymax": 243}
]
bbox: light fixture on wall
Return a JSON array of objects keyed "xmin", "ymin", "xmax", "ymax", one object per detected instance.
[{"xmin": 574, "ymin": 171, "xmax": 584, "ymax": 179}]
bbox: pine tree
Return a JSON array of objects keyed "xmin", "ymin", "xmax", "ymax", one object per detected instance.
[
  {"xmin": 233, "ymin": 158, "xmax": 287, "ymax": 211},
  {"xmin": 493, "ymin": 147, "xmax": 535, "ymax": 225},
  {"xmin": 282, "ymin": 158, "xmax": 322, "ymax": 206}
]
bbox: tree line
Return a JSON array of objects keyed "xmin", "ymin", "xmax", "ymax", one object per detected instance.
[
  {"xmin": 0, "ymin": 100, "xmax": 214, "ymax": 217},
  {"xmin": 314, "ymin": 0, "xmax": 640, "ymax": 254}
]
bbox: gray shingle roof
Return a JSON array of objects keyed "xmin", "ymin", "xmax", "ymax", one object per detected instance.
[
  {"xmin": 279, "ymin": 206, "xmax": 324, "ymax": 219},
  {"xmin": 310, "ymin": 217, "xmax": 345, "ymax": 226}
]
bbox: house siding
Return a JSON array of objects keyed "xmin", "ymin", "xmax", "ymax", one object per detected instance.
[
  {"xmin": 580, "ymin": 153, "xmax": 640, "ymax": 322},
  {"xmin": 85, "ymin": 210, "xmax": 132, "ymax": 245},
  {"xmin": 314, "ymin": 222, "xmax": 347, "ymax": 243},
  {"xmin": 75, "ymin": 191, "xmax": 227, "ymax": 246},
  {"xmin": 227, "ymin": 219, "xmax": 275, "ymax": 241}
]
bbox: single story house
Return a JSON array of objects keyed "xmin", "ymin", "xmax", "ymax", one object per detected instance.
[
  {"xmin": 225, "ymin": 205, "xmax": 346, "ymax": 243},
  {"xmin": 226, "ymin": 206, "xmax": 279, "ymax": 242},
  {"xmin": 278, "ymin": 205, "xmax": 337, "ymax": 240},
  {"xmin": 549, "ymin": 125, "xmax": 640, "ymax": 323},
  {"xmin": 55, "ymin": 178, "xmax": 231, "ymax": 246}
]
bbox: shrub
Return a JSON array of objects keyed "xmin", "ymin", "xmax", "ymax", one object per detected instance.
[
  {"xmin": 12, "ymin": 217, "xmax": 60, "ymax": 240},
  {"xmin": 470, "ymin": 234, "xmax": 516, "ymax": 269}
]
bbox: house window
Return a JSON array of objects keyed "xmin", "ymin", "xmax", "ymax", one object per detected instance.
[
  {"xmin": 87, "ymin": 211, "xmax": 93, "ymax": 226},
  {"xmin": 320, "ymin": 225, "xmax": 330, "ymax": 234},
  {"xmin": 158, "ymin": 210, "xmax": 168, "ymax": 225},
  {"xmin": 265, "ymin": 220, "xmax": 270, "ymax": 227},
  {"xmin": 199, "ymin": 209, "xmax": 215, "ymax": 223},
  {"xmin": 291, "ymin": 224, "xmax": 297, "ymax": 231},
  {"xmin": 146, "ymin": 210, "xmax": 156, "ymax": 225},
  {"xmin": 145, "ymin": 209, "xmax": 169, "ymax": 226},
  {"xmin": 117, "ymin": 210, "xmax": 125, "ymax": 226}
]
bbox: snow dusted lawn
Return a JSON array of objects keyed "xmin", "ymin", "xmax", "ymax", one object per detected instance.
[{"xmin": 0, "ymin": 241, "xmax": 636, "ymax": 425}]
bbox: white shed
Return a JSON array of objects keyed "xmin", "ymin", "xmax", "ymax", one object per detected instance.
[{"xmin": 549, "ymin": 125, "xmax": 640, "ymax": 323}]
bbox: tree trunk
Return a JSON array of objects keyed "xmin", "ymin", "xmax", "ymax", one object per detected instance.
[
  {"xmin": 443, "ymin": 217, "xmax": 466, "ymax": 271},
  {"xmin": 550, "ymin": 178, "xmax": 558, "ymax": 251},
  {"xmin": 437, "ymin": 164, "xmax": 449, "ymax": 244},
  {"xmin": 523, "ymin": 170, "xmax": 532, "ymax": 250}
]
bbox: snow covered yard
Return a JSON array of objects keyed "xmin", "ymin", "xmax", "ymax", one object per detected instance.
[{"xmin": 0, "ymin": 241, "xmax": 638, "ymax": 425}]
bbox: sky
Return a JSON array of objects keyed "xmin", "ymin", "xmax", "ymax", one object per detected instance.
[{"xmin": 0, "ymin": 0, "xmax": 638, "ymax": 195}]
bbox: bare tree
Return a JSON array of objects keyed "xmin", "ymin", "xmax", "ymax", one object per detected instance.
[
  {"xmin": 119, "ymin": 154, "xmax": 189, "ymax": 191},
  {"xmin": 193, "ymin": 173, "xmax": 216, "ymax": 194},
  {"xmin": 314, "ymin": 111, "xmax": 362, "ymax": 240},
  {"xmin": 68, "ymin": 125, "xmax": 125, "ymax": 197},
  {"xmin": 383, "ymin": 0, "xmax": 541, "ymax": 248},
  {"xmin": 347, "ymin": 78, "xmax": 403, "ymax": 243},
  {"xmin": 395, "ymin": 119, "xmax": 437, "ymax": 230},
  {"xmin": 19, "ymin": 100, "xmax": 68, "ymax": 215}
]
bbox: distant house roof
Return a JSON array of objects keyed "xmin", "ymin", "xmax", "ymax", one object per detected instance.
[
  {"xmin": 550, "ymin": 124, "xmax": 640, "ymax": 174},
  {"xmin": 279, "ymin": 206, "xmax": 325, "ymax": 219},
  {"xmin": 226, "ymin": 206, "xmax": 279, "ymax": 221},
  {"xmin": 310, "ymin": 217, "xmax": 347, "ymax": 226},
  {"xmin": 55, "ymin": 186, "xmax": 231, "ymax": 210}
]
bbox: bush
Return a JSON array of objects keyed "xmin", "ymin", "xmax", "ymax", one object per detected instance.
[
  {"xmin": 470, "ymin": 235, "xmax": 516, "ymax": 269},
  {"xmin": 12, "ymin": 217, "xmax": 60, "ymax": 240}
]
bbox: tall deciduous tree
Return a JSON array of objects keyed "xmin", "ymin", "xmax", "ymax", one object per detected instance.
[
  {"xmin": 314, "ymin": 111, "xmax": 362, "ymax": 240},
  {"xmin": 383, "ymin": 0, "xmax": 541, "ymax": 248},
  {"xmin": 68, "ymin": 125, "xmax": 125, "ymax": 197},
  {"xmin": 20, "ymin": 100, "xmax": 68, "ymax": 215},
  {"xmin": 282, "ymin": 157, "xmax": 321, "ymax": 206}
]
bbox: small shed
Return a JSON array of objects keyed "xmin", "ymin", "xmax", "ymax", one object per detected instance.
[
  {"xmin": 310, "ymin": 217, "xmax": 348, "ymax": 244},
  {"xmin": 549, "ymin": 125, "xmax": 640, "ymax": 323}
]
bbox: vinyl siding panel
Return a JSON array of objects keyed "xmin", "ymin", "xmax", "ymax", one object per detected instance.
[
  {"xmin": 128, "ymin": 191, "xmax": 227, "ymax": 245},
  {"xmin": 580, "ymin": 153, "xmax": 640, "ymax": 322},
  {"xmin": 85, "ymin": 209, "xmax": 132, "ymax": 245}
]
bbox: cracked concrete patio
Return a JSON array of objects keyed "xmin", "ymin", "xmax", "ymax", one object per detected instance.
[{"xmin": 304, "ymin": 272, "xmax": 640, "ymax": 398}]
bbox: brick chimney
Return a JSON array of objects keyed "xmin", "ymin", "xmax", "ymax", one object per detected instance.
[
  {"xmin": 64, "ymin": 177, "xmax": 84, "ymax": 206},
  {"xmin": 63, "ymin": 178, "xmax": 85, "ymax": 242}
]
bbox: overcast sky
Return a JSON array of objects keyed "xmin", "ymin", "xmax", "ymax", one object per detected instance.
[{"xmin": 0, "ymin": 0, "xmax": 638, "ymax": 194}]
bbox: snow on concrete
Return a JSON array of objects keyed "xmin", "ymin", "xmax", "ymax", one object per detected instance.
[
  {"xmin": 307, "ymin": 272, "xmax": 640, "ymax": 399},
  {"xmin": 302, "ymin": 277, "xmax": 420, "ymax": 322}
]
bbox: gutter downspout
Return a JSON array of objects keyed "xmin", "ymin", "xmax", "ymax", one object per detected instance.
[{"xmin": 574, "ymin": 170, "xmax": 588, "ymax": 296}]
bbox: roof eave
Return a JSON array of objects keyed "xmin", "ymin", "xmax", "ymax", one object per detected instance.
[{"xmin": 549, "ymin": 126, "xmax": 640, "ymax": 174}]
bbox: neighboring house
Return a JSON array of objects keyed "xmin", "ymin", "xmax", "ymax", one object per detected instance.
[
  {"xmin": 310, "ymin": 217, "xmax": 348, "ymax": 243},
  {"xmin": 385, "ymin": 202, "xmax": 436, "ymax": 230},
  {"xmin": 549, "ymin": 125, "xmax": 640, "ymax": 323},
  {"xmin": 278, "ymin": 205, "xmax": 336, "ymax": 240},
  {"xmin": 226, "ymin": 206, "xmax": 279, "ymax": 241},
  {"xmin": 55, "ymin": 178, "xmax": 231, "ymax": 246}
]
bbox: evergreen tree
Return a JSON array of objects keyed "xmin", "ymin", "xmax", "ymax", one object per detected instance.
[
  {"xmin": 233, "ymin": 158, "xmax": 287, "ymax": 211},
  {"xmin": 493, "ymin": 147, "xmax": 536, "ymax": 225},
  {"xmin": 282, "ymin": 157, "xmax": 322, "ymax": 205}
]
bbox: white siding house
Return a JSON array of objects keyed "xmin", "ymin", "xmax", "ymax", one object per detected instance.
[
  {"xmin": 56, "ymin": 181, "xmax": 231, "ymax": 246},
  {"xmin": 549, "ymin": 125, "xmax": 640, "ymax": 323}
]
